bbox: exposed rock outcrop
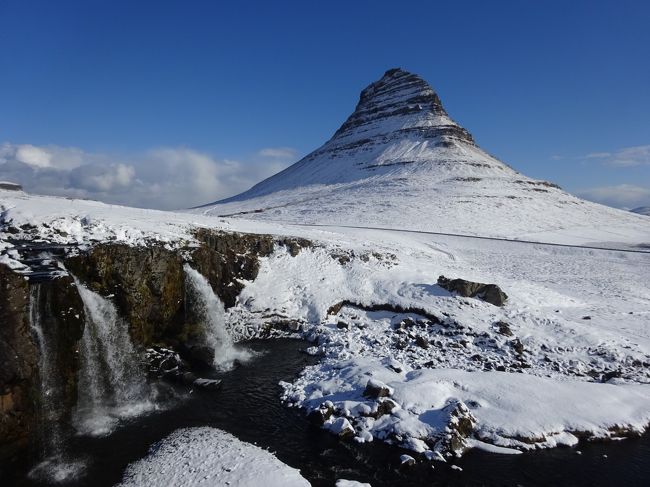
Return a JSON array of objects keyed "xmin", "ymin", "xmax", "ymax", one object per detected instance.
[
  {"xmin": 437, "ymin": 275, "xmax": 508, "ymax": 307},
  {"xmin": 0, "ymin": 229, "xmax": 311, "ymax": 462},
  {"xmin": 0, "ymin": 264, "xmax": 85, "ymax": 462},
  {"xmin": 0, "ymin": 264, "xmax": 36, "ymax": 460}
]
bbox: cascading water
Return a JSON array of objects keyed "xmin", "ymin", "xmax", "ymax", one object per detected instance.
[
  {"xmin": 183, "ymin": 264, "xmax": 252, "ymax": 370},
  {"xmin": 74, "ymin": 281, "xmax": 152, "ymax": 437},
  {"xmin": 28, "ymin": 284, "xmax": 84, "ymax": 483}
]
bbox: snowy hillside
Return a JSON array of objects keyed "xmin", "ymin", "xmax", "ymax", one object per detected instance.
[
  {"xmin": 196, "ymin": 69, "xmax": 650, "ymax": 247},
  {"xmin": 2, "ymin": 184, "xmax": 650, "ymax": 471}
]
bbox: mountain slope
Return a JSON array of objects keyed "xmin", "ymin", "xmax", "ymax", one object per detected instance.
[{"xmin": 196, "ymin": 69, "xmax": 650, "ymax": 246}]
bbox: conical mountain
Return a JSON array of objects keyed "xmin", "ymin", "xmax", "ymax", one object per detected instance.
[{"xmin": 196, "ymin": 69, "xmax": 649, "ymax": 246}]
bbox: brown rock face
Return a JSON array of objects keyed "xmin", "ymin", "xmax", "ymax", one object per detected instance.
[
  {"xmin": 0, "ymin": 265, "xmax": 85, "ymax": 462},
  {"xmin": 190, "ymin": 229, "xmax": 276, "ymax": 308},
  {"xmin": 64, "ymin": 229, "xmax": 303, "ymax": 348},
  {"xmin": 0, "ymin": 264, "xmax": 36, "ymax": 460},
  {"xmin": 66, "ymin": 243, "xmax": 186, "ymax": 347}
]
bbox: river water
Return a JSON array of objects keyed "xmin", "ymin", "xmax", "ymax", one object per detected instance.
[{"xmin": 4, "ymin": 338, "xmax": 650, "ymax": 486}]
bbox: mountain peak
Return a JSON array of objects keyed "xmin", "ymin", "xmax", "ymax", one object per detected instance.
[
  {"xmin": 359, "ymin": 67, "xmax": 445, "ymax": 113},
  {"xmin": 332, "ymin": 68, "xmax": 473, "ymax": 145},
  {"xmin": 203, "ymin": 68, "xmax": 506, "ymax": 207}
]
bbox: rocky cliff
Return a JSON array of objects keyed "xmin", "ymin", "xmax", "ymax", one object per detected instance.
[{"xmin": 0, "ymin": 229, "xmax": 310, "ymax": 462}]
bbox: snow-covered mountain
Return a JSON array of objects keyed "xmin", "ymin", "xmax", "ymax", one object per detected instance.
[
  {"xmin": 197, "ymin": 68, "xmax": 650, "ymax": 246},
  {"xmin": 632, "ymin": 206, "xmax": 650, "ymax": 217}
]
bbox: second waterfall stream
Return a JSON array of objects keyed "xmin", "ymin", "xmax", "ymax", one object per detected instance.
[
  {"xmin": 183, "ymin": 264, "xmax": 252, "ymax": 370},
  {"xmin": 74, "ymin": 280, "xmax": 153, "ymax": 437}
]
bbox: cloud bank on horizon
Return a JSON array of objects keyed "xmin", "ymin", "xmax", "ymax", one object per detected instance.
[
  {"xmin": 1, "ymin": 141, "xmax": 649, "ymax": 211},
  {"xmin": 0, "ymin": 142, "xmax": 294, "ymax": 210}
]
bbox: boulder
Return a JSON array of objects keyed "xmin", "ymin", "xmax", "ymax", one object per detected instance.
[
  {"xmin": 326, "ymin": 417, "xmax": 355, "ymax": 438},
  {"xmin": 363, "ymin": 379, "xmax": 393, "ymax": 399},
  {"xmin": 309, "ymin": 401, "xmax": 334, "ymax": 424},
  {"xmin": 375, "ymin": 397, "xmax": 399, "ymax": 417},
  {"xmin": 438, "ymin": 275, "xmax": 508, "ymax": 307}
]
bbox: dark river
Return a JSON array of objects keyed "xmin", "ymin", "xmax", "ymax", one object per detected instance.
[{"xmin": 3, "ymin": 338, "xmax": 649, "ymax": 486}]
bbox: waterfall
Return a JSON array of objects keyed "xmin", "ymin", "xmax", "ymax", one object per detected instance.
[
  {"xmin": 28, "ymin": 284, "xmax": 85, "ymax": 482},
  {"xmin": 29, "ymin": 285, "xmax": 63, "ymax": 454},
  {"xmin": 183, "ymin": 264, "xmax": 251, "ymax": 371},
  {"xmin": 74, "ymin": 281, "xmax": 152, "ymax": 437}
]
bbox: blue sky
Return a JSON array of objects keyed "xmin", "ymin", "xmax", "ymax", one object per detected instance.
[{"xmin": 1, "ymin": 0, "xmax": 649, "ymax": 209}]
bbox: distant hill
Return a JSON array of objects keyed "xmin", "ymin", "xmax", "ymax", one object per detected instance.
[{"xmin": 631, "ymin": 206, "xmax": 650, "ymax": 216}]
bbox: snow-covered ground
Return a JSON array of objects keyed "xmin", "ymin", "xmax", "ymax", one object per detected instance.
[
  {"xmin": 2, "ymin": 187, "xmax": 650, "ymax": 462},
  {"xmin": 117, "ymin": 427, "xmax": 310, "ymax": 486}
]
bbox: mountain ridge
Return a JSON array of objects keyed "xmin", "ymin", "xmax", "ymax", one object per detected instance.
[{"xmin": 195, "ymin": 69, "xmax": 650, "ymax": 246}]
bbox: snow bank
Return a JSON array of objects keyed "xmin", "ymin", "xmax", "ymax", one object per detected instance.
[
  {"xmin": 118, "ymin": 427, "xmax": 309, "ymax": 487},
  {"xmin": 284, "ymin": 356, "xmax": 650, "ymax": 454}
]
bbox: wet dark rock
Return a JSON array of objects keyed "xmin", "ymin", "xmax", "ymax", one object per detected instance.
[
  {"xmin": 415, "ymin": 335, "xmax": 430, "ymax": 349},
  {"xmin": 309, "ymin": 401, "xmax": 334, "ymax": 424},
  {"xmin": 582, "ymin": 316, "xmax": 592, "ymax": 320},
  {"xmin": 336, "ymin": 321, "xmax": 350, "ymax": 330},
  {"xmin": 438, "ymin": 275, "xmax": 508, "ymax": 307},
  {"xmin": 183, "ymin": 344, "xmax": 215, "ymax": 368}
]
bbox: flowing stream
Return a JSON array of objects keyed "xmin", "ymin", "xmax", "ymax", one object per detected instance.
[
  {"xmin": 183, "ymin": 264, "xmax": 252, "ymax": 370},
  {"xmin": 73, "ymin": 281, "xmax": 152, "ymax": 437},
  {"xmin": 6, "ymin": 338, "xmax": 650, "ymax": 487}
]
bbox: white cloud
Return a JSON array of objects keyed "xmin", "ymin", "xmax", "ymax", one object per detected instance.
[
  {"xmin": 0, "ymin": 143, "xmax": 91, "ymax": 170},
  {"xmin": 576, "ymin": 184, "xmax": 650, "ymax": 209},
  {"xmin": 258, "ymin": 147, "xmax": 297, "ymax": 159},
  {"xmin": 0, "ymin": 142, "xmax": 291, "ymax": 210},
  {"xmin": 69, "ymin": 163, "xmax": 135, "ymax": 192},
  {"xmin": 583, "ymin": 145, "xmax": 650, "ymax": 167}
]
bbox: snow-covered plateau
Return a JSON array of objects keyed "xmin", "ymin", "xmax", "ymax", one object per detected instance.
[{"xmin": 2, "ymin": 68, "xmax": 650, "ymax": 481}]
